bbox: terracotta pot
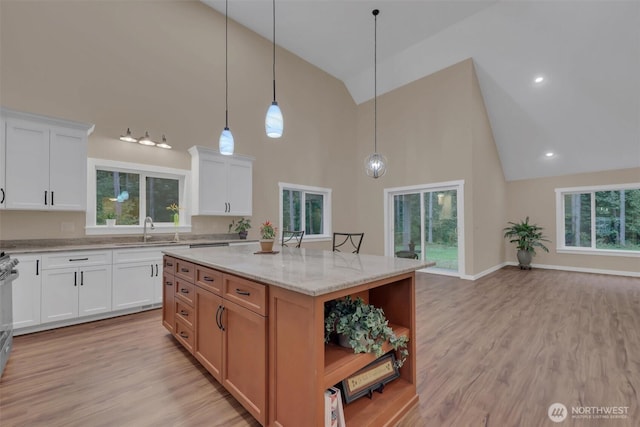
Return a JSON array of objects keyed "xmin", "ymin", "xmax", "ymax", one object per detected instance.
[{"xmin": 260, "ymin": 239, "xmax": 274, "ymax": 252}]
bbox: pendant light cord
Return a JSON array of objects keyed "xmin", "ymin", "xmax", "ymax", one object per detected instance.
[
  {"xmin": 272, "ymin": 0, "xmax": 277, "ymax": 102},
  {"xmin": 373, "ymin": 9, "xmax": 379, "ymax": 154},
  {"xmin": 225, "ymin": 0, "xmax": 229, "ymax": 128}
]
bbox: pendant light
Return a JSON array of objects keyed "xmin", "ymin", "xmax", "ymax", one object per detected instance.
[
  {"xmin": 219, "ymin": 0, "xmax": 234, "ymax": 155},
  {"xmin": 265, "ymin": 0, "xmax": 283, "ymax": 138},
  {"xmin": 364, "ymin": 9, "xmax": 387, "ymax": 179},
  {"xmin": 119, "ymin": 128, "xmax": 137, "ymax": 143}
]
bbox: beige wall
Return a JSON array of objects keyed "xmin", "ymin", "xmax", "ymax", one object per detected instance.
[
  {"xmin": 506, "ymin": 167, "xmax": 640, "ymax": 274},
  {"xmin": 0, "ymin": 1, "xmax": 635, "ymax": 276},
  {"xmin": 0, "ymin": 0, "xmax": 356, "ymax": 246}
]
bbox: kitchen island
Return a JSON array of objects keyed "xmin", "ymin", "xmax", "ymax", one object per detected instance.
[{"xmin": 162, "ymin": 244, "xmax": 432, "ymax": 427}]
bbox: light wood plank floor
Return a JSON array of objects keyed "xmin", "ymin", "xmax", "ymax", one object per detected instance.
[{"xmin": 1, "ymin": 267, "xmax": 638, "ymax": 426}]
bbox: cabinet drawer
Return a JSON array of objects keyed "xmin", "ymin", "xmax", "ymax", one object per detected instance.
[
  {"xmin": 223, "ymin": 274, "xmax": 267, "ymax": 316},
  {"xmin": 163, "ymin": 256, "xmax": 177, "ymax": 275},
  {"xmin": 175, "ymin": 259, "xmax": 195, "ymax": 282},
  {"xmin": 175, "ymin": 300, "xmax": 194, "ymax": 328},
  {"xmin": 175, "ymin": 279, "xmax": 195, "ymax": 306},
  {"xmin": 196, "ymin": 266, "xmax": 223, "ymax": 295},
  {"xmin": 174, "ymin": 318, "xmax": 194, "ymax": 353},
  {"xmin": 42, "ymin": 250, "xmax": 112, "ymax": 269}
]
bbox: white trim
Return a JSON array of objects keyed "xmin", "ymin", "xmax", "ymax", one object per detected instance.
[
  {"xmin": 278, "ymin": 182, "xmax": 332, "ymax": 240},
  {"xmin": 555, "ymin": 182, "xmax": 640, "ymax": 254},
  {"xmin": 383, "ymin": 180, "xmax": 465, "ymax": 276},
  {"xmin": 505, "ymin": 261, "xmax": 640, "ymax": 278},
  {"xmin": 86, "ymin": 158, "xmax": 191, "ymax": 234},
  {"xmin": 459, "ymin": 262, "xmax": 509, "ymax": 280}
]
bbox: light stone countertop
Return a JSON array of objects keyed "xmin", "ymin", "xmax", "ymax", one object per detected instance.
[
  {"xmin": 1, "ymin": 235, "xmax": 256, "ymax": 254},
  {"xmin": 163, "ymin": 244, "xmax": 434, "ymax": 297}
]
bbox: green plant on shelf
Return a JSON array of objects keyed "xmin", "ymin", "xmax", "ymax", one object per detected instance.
[{"xmin": 324, "ymin": 296, "xmax": 409, "ymax": 367}]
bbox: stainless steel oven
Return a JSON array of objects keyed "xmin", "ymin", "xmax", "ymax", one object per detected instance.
[{"xmin": 0, "ymin": 251, "xmax": 19, "ymax": 378}]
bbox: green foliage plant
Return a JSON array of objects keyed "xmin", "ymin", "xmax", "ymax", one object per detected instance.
[
  {"xmin": 324, "ymin": 296, "xmax": 409, "ymax": 368},
  {"xmin": 503, "ymin": 216, "xmax": 550, "ymax": 254},
  {"xmin": 229, "ymin": 217, "xmax": 252, "ymax": 233},
  {"xmin": 259, "ymin": 220, "xmax": 277, "ymax": 240}
]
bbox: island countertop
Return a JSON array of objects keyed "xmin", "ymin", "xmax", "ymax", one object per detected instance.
[{"xmin": 163, "ymin": 243, "xmax": 433, "ymax": 296}]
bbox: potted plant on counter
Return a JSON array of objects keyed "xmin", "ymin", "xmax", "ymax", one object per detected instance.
[
  {"xmin": 324, "ymin": 296, "xmax": 409, "ymax": 367},
  {"xmin": 503, "ymin": 216, "xmax": 550, "ymax": 270},
  {"xmin": 259, "ymin": 220, "xmax": 277, "ymax": 252},
  {"xmin": 105, "ymin": 212, "xmax": 116, "ymax": 227},
  {"xmin": 229, "ymin": 217, "xmax": 251, "ymax": 239}
]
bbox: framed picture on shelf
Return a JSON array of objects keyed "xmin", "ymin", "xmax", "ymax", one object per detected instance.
[{"xmin": 340, "ymin": 352, "xmax": 400, "ymax": 404}]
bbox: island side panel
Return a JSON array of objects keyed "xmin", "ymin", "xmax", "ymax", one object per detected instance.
[{"xmin": 269, "ymin": 285, "xmax": 323, "ymax": 426}]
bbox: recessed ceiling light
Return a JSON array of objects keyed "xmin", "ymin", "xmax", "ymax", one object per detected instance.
[
  {"xmin": 545, "ymin": 151, "xmax": 554, "ymax": 157},
  {"xmin": 534, "ymin": 76, "xmax": 545, "ymax": 84}
]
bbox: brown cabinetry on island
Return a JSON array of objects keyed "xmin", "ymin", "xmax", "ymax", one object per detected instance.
[
  {"xmin": 164, "ymin": 257, "xmax": 267, "ymax": 426},
  {"xmin": 162, "ymin": 246, "xmax": 424, "ymax": 427}
]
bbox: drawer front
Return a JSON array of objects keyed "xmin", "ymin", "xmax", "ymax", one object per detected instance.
[
  {"xmin": 175, "ymin": 279, "xmax": 195, "ymax": 306},
  {"xmin": 174, "ymin": 259, "xmax": 195, "ymax": 282},
  {"xmin": 196, "ymin": 266, "xmax": 223, "ymax": 295},
  {"xmin": 163, "ymin": 256, "xmax": 177, "ymax": 275},
  {"xmin": 42, "ymin": 250, "xmax": 112, "ymax": 269},
  {"xmin": 174, "ymin": 318, "xmax": 194, "ymax": 353},
  {"xmin": 175, "ymin": 299, "xmax": 194, "ymax": 328},
  {"xmin": 223, "ymin": 274, "xmax": 267, "ymax": 316}
]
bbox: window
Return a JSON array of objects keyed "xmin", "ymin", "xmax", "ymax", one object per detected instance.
[
  {"xmin": 556, "ymin": 183, "xmax": 640, "ymax": 255},
  {"xmin": 279, "ymin": 182, "xmax": 332, "ymax": 240},
  {"xmin": 87, "ymin": 159, "xmax": 190, "ymax": 234}
]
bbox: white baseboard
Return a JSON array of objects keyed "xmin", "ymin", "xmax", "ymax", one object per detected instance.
[
  {"xmin": 460, "ymin": 262, "xmax": 509, "ymax": 280},
  {"xmin": 505, "ymin": 261, "xmax": 640, "ymax": 278}
]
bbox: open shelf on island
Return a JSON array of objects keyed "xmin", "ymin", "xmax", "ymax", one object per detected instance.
[
  {"xmin": 323, "ymin": 324, "xmax": 410, "ymax": 389},
  {"xmin": 342, "ymin": 376, "xmax": 418, "ymax": 425}
]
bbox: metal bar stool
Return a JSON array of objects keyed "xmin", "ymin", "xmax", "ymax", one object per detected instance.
[
  {"xmin": 281, "ymin": 230, "xmax": 305, "ymax": 248},
  {"xmin": 332, "ymin": 232, "xmax": 364, "ymax": 254}
]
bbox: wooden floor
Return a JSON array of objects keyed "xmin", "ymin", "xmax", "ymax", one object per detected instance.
[{"xmin": 1, "ymin": 267, "xmax": 638, "ymax": 426}]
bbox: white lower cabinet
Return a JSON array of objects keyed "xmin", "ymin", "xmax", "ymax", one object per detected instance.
[
  {"xmin": 40, "ymin": 250, "xmax": 112, "ymax": 324},
  {"xmin": 112, "ymin": 245, "xmax": 188, "ymax": 310},
  {"xmin": 12, "ymin": 254, "xmax": 42, "ymax": 328},
  {"xmin": 41, "ymin": 264, "xmax": 112, "ymax": 323}
]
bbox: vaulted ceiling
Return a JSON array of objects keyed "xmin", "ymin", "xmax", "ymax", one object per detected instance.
[{"xmin": 202, "ymin": 0, "xmax": 640, "ymax": 181}]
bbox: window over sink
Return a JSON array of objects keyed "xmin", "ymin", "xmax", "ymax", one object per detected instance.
[{"xmin": 86, "ymin": 159, "xmax": 191, "ymax": 235}]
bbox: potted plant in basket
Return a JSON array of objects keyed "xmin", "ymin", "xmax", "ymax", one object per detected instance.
[
  {"xmin": 259, "ymin": 220, "xmax": 277, "ymax": 252},
  {"xmin": 503, "ymin": 216, "xmax": 550, "ymax": 270},
  {"xmin": 228, "ymin": 218, "xmax": 251, "ymax": 239},
  {"xmin": 324, "ymin": 296, "xmax": 409, "ymax": 368}
]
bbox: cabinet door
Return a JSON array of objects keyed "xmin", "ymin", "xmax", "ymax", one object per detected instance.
[
  {"xmin": 49, "ymin": 127, "xmax": 87, "ymax": 211},
  {"xmin": 112, "ymin": 262, "xmax": 155, "ymax": 310},
  {"xmin": 4, "ymin": 119, "xmax": 50, "ymax": 210},
  {"xmin": 162, "ymin": 271, "xmax": 175, "ymax": 332},
  {"xmin": 41, "ymin": 268, "xmax": 78, "ymax": 323},
  {"xmin": 12, "ymin": 254, "xmax": 42, "ymax": 329},
  {"xmin": 222, "ymin": 299, "xmax": 267, "ymax": 425},
  {"xmin": 194, "ymin": 286, "xmax": 223, "ymax": 382},
  {"xmin": 227, "ymin": 158, "xmax": 252, "ymax": 215},
  {"xmin": 197, "ymin": 156, "xmax": 228, "ymax": 215},
  {"xmin": 0, "ymin": 118, "xmax": 5, "ymax": 209},
  {"xmin": 78, "ymin": 265, "xmax": 112, "ymax": 316}
]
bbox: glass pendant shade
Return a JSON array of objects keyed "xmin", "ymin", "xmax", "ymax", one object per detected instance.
[
  {"xmin": 119, "ymin": 128, "xmax": 137, "ymax": 143},
  {"xmin": 138, "ymin": 131, "xmax": 156, "ymax": 146},
  {"xmin": 219, "ymin": 127, "xmax": 234, "ymax": 155},
  {"xmin": 265, "ymin": 102, "xmax": 283, "ymax": 138},
  {"xmin": 364, "ymin": 152, "xmax": 387, "ymax": 179}
]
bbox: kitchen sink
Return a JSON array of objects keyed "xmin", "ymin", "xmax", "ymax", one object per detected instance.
[{"xmin": 113, "ymin": 241, "xmax": 182, "ymax": 247}]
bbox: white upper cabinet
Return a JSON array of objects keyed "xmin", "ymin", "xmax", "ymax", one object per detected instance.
[
  {"xmin": 1, "ymin": 108, "xmax": 94, "ymax": 211},
  {"xmin": 189, "ymin": 146, "xmax": 253, "ymax": 216}
]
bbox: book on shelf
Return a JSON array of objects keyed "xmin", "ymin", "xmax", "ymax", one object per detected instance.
[{"xmin": 325, "ymin": 387, "xmax": 346, "ymax": 427}]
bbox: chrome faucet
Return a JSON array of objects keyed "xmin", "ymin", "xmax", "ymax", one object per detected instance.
[{"xmin": 143, "ymin": 217, "xmax": 155, "ymax": 242}]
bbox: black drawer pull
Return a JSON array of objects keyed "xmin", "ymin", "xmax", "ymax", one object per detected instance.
[
  {"xmin": 69, "ymin": 258, "xmax": 89, "ymax": 262},
  {"xmin": 166, "ymin": 281, "xmax": 173, "ymax": 286},
  {"xmin": 166, "ymin": 262, "xmax": 173, "ymax": 267},
  {"xmin": 180, "ymin": 310, "xmax": 188, "ymax": 316},
  {"xmin": 180, "ymin": 267, "xmax": 189, "ymax": 272},
  {"xmin": 203, "ymin": 276, "xmax": 214, "ymax": 282},
  {"xmin": 179, "ymin": 332, "xmax": 189, "ymax": 339},
  {"xmin": 235, "ymin": 289, "xmax": 251, "ymax": 296},
  {"xmin": 180, "ymin": 288, "xmax": 189, "ymax": 294}
]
